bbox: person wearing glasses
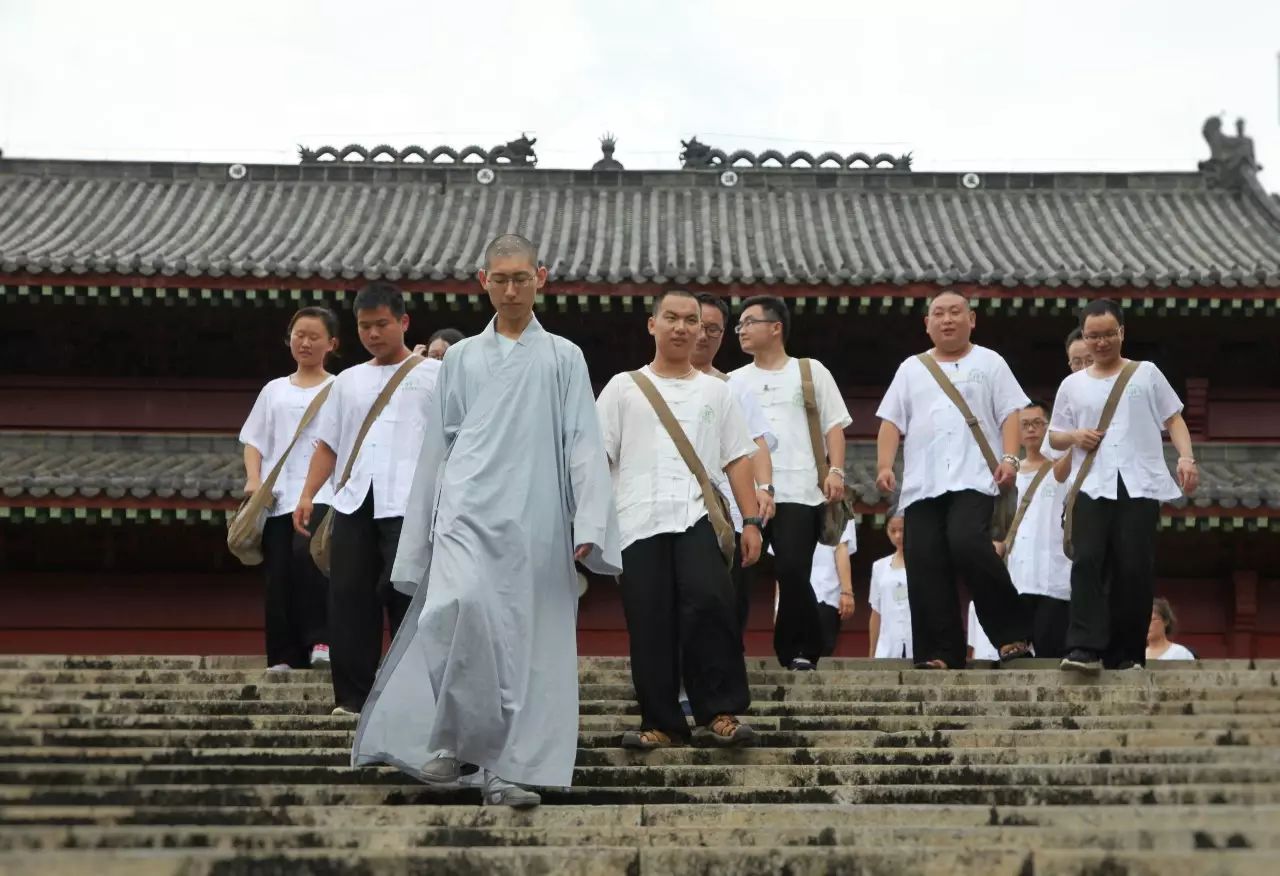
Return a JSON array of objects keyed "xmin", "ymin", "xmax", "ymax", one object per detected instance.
[
  {"xmin": 875, "ymin": 291, "xmax": 1033, "ymax": 670},
  {"xmin": 1066, "ymin": 328, "xmax": 1093, "ymax": 374},
  {"xmin": 730, "ymin": 296, "xmax": 852, "ymax": 672},
  {"xmin": 1047, "ymin": 299, "xmax": 1199, "ymax": 673},
  {"xmin": 691, "ymin": 292, "xmax": 777, "ymax": 639},
  {"xmin": 350, "ymin": 234, "xmax": 621, "ymax": 808}
]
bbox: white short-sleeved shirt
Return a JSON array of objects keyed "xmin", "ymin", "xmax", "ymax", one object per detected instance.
[
  {"xmin": 876, "ymin": 346, "xmax": 1029, "ymax": 512},
  {"xmin": 1006, "ymin": 466, "xmax": 1072, "ymax": 601},
  {"xmin": 967, "ymin": 602, "xmax": 999, "ymax": 661},
  {"xmin": 1044, "ymin": 361, "xmax": 1183, "ymax": 502},
  {"xmin": 729, "ymin": 358, "xmax": 852, "ymax": 506},
  {"xmin": 597, "ymin": 368, "xmax": 757, "ymax": 552},
  {"xmin": 809, "ymin": 520, "xmax": 858, "ymax": 608},
  {"xmin": 1152, "ymin": 642, "xmax": 1196, "ymax": 661},
  {"xmin": 869, "ymin": 555, "xmax": 912, "ymax": 659},
  {"xmin": 313, "ymin": 357, "xmax": 442, "ymax": 518},
  {"xmin": 239, "ymin": 376, "xmax": 336, "ymax": 516},
  {"xmin": 714, "ymin": 376, "xmax": 779, "ymax": 532}
]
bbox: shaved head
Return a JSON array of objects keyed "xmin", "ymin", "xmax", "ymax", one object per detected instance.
[{"xmin": 484, "ymin": 234, "xmax": 540, "ymax": 271}]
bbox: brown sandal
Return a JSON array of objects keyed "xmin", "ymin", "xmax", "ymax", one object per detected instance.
[
  {"xmin": 913, "ymin": 659, "xmax": 949, "ymax": 670},
  {"xmin": 621, "ymin": 728, "xmax": 678, "ymax": 750},
  {"xmin": 696, "ymin": 714, "xmax": 756, "ymax": 746},
  {"xmin": 999, "ymin": 641, "xmax": 1034, "ymax": 662}
]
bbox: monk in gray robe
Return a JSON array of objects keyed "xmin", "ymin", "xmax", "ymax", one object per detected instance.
[{"xmin": 351, "ymin": 234, "xmax": 621, "ymax": 808}]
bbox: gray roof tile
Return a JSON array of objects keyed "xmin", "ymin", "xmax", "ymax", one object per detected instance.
[
  {"xmin": 2, "ymin": 161, "xmax": 1279, "ymax": 288},
  {"xmin": 1, "ymin": 432, "xmax": 1275, "ymax": 511}
]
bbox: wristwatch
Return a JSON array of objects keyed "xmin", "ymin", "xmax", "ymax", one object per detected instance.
[
  {"xmin": 757, "ymin": 483, "xmax": 775, "ymax": 496},
  {"xmin": 1000, "ymin": 454, "xmax": 1020, "ymax": 467},
  {"xmin": 742, "ymin": 517, "xmax": 764, "ymax": 532}
]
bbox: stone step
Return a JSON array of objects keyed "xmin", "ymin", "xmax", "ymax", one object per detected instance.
[
  {"xmin": 5, "ymin": 744, "xmax": 1275, "ymax": 768},
  {"xmin": 4, "ymin": 821, "xmax": 1279, "ymax": 853},
  {"xmin": 4, "ymin": 781, "xmax": 1280, "ymax": 808},
  {"xmin": 1, "ymin": 847, "xmax": 1276, "ymax": 876}
]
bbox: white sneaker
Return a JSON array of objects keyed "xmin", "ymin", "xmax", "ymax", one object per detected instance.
[
  {"xmin": 420, "ymin": 751, "xmax": 461, "ymax": 784},
  {"xmin": 330, "ymin": 706, "xmax": 359, "ymax": 717},
  {"xmin": 482, "ymin": 770, "xmax": 541, "ymax": 808},
  {"xmin": 266, "ymin": 663, "xmax": 291, "ymax": 673},
  {"xmin": 309, "ymin": 644, "xmax": 331, "ymax": 665}
]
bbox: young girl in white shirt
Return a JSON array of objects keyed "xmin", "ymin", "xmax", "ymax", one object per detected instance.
[
  {"xmin": 1147, "ymin": 597, "xmax": 1197, "ymax": 661},
  {"xmin": 240, "ymin": 307, "xmax": 339, "ymax": 671},
  {"xmin": 868, "ymin": 515, "xmax": 912, "ymax": 660}
]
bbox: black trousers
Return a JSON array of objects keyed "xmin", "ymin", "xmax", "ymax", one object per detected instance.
[
  {"xmin": 261, "ymin": 507, "xmax": 330, "ymax": 668},
  {"xmin": 730, "ymin": 532, "xmax": 755, "ymax": 643},
  {"xmin": 619, "ymin": 517, "xmax": 751, "ymax": 737},
  {"xmin": 766, "ymin": 502, "xmax": 825, "ymax": 667},
  {"xmin": 1022, "ymin": 594, "xmax": 1070, "ymax": 660},
  {"xmin": 817, "ymin": 603, "xmax": 842, "ymax": 657},
  {"xmin": 1066, "ymin": 476, "xmax": 1160, "ymax": 667},
  {"xmin": 328, "ymin": 489, "xmax": 412, "ymax": 712},
  {"xmin": 903, "ymin": 490, "xmax": 1031, "ymax": 668}
]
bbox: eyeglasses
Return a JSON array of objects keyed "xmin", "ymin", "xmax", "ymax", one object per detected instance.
[
  {"xmin": 1019, "ymin": 418, "xmax": 1047, "ymax": 429},
  {"xmin": 486, "ymin": 273, "xmax": 537, "ymax": 290},
  {"xmin": 702, "ymin": 325, "xmax": 724, "ymax": 338},
  {"xmin": 734, "ymin": 318, "xmax": 780, "ymax": 335},
  {"xmin": 1083, "ymin": 330, "xmax": 1120, "ymax": 343}
]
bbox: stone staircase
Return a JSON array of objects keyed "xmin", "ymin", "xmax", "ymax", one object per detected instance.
[{"xmin": 2, "ymin": 655, "xmax": 1280, "ymax": 875}]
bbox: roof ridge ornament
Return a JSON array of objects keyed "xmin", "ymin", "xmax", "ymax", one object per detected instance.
[
  {"xmin": 592, "ymin": 132, "xmax": 624, "ymax": 171},
  {"xmin": 680, "ymin": 136, "xmax": 912, "ymax": 171},
  {"xmin": 298, "ymin": 134, "xmax": 537, "ymax": 167},
  {"xmin": 1199, "ymin": 116, "xmax": 1259, "ymax": 188}
]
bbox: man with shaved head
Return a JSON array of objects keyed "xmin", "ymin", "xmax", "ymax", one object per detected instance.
[
  {"xmin": 352, "ymin": 233, "xmax": 622, "ymax": 808},
  {"xmin": 875, "ymin": 290, "xmax": 1033, "ymax": 669}
]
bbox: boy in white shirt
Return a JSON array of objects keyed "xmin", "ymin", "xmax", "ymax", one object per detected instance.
[
  {"xmin": 868, "ymin": 515, "xmax": 912, "ymax": 660},
  {"xmin": 731, "ymin": 296, "xmax": 852, "ymax": 671},
  {"xmin": 875, "ymin": 290, "xmax": 1033, "ymax": 669},
  {"xmin": 809, "ymin": 520, "xmax": 857, "ymax": 656},
  {"xmin": 598, "ymin": 291, "xmax": 763, "ymax": 749},
  {"xmin": 1046, "ymin": 299, "xmax": 1198, "ymax": 673},
  {"xmin": 294, "ymin": 282, "xmax": 441, "ymax": 715}
]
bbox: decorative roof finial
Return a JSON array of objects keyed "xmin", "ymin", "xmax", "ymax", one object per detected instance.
[
  {"xmin": 1199, "ymin": 115, "xmax": 1259, "ymax": 187},
  {"xmin": 593, "ymin": 132, "xmax": 624, "ymax": 171}
]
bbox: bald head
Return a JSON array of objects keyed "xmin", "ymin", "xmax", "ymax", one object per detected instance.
[{"xmin": 484, "ymin": 234, "xmax": 540, "ymax": 272}]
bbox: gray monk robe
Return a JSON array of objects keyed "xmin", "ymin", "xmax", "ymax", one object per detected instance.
[{"xmin": 351, "ymin": 317, "xmax": 621, "ymax": 788}]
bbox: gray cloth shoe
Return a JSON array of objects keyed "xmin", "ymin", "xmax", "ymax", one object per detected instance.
[
  {"xmin": 482, "ymin": 770, "xmax": 541, "ymax": 808},
  {"xmin": 420, "ymin": 751, "xmax": 461, "ymax": 784}
]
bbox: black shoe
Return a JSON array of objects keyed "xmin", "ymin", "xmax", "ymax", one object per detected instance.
[{"xmin": 1060, "ymin": 649, "xmax": 1102, "ymax": 673}]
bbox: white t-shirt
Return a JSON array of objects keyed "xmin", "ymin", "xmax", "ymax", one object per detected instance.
[
  {"xmin": 1151, "ymin": 642, "xmax": 1196, "ymax": 661},
  {"xmin": 967, "ymin": 601, "xmax": 999, "ymax": 661},
  {"xmin": 1006, "ymin": 465, "xmax": 1072, "ymax": 601},
  {"xmin": 239, "ymin": 376, "xmax": 336, "ymax": 516},
  {"xmin": 714, "ymin": 376, "xmax": 778, "ymax": 532},
  {"xmin": 729, "ymin": 358, "xmax": 852, "ymax": 506},
  {"xmin": 876, "ymin": 346, "xmax": 1029, "ymax": 513},
  {"xmin": 1044, "ymin": 361, "xmax": 1183, "ymax": 502},
  {"xmin": 597, "ymin": 367, "xmax": 756, "ymax": 552},
  {"xmin": 313, "ymin": 357, "xmax": 442, "ymax": 518},
  {"xmin": 869, "ymin": 555, "xmax": 912, "ymax": 659},
  {"xmin": 809, "ymin": 520, "xmax": 858, "ymax": 608}
]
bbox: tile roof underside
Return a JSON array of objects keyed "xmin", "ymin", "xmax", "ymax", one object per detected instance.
[
  {"xmin": 1, "ymin": 432, "xmax": 1275, "ymax": 511},
  {"xmin": 2, "ymin": 171, "xmax": 1280, "ymax": 288}
]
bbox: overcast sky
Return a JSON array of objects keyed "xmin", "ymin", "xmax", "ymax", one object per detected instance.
[{"xmin": 2, "ymin": 0, "xmax": 1278, "ymax": 188}]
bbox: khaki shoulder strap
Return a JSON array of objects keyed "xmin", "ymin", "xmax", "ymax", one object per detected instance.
[
  {"xmin": 1001, "ymin": 461, "xmax": 1053, "ymax": 561},
  {"xmin": 258, "ymin": 381, "xmax": 334, "ymax": 496},
  {"xmin": 335, "ymin": 355, "xmax": 426, "ymax": 490},
  {"xmin": 798, "ymin": 358, "xmax": 828, "ymax": 491},
  {"xmin": 915, "ymin": 352, "xmax": 1000, "ymax": 474},
  {"xmin": 1061, "ymin": 360, "xmax": 1141, "ymax": 544}
]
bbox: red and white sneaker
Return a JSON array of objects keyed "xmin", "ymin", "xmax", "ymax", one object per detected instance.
[{"xmin": 310, "ymin": 644, "xmax": 331, "ymax": 666}]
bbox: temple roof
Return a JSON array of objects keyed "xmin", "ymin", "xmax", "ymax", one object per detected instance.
[
  {"xmin": 2, "ymin": 432, "xmax": 1276, "ymax": 522},
  {"xmin": 2, "ymin": 124, "xmax": 1279, "ymax": 290}
]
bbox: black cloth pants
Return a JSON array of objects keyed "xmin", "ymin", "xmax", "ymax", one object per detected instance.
[
  {"xmin": 765, "ymin": 502, "xmax": 825, "ymax": 667},
  {"xmin": 619, "ymin": 517, "xmax": 751, "ymax": 738},
  {"xmin": 1022, "ymin": 594, "xmax": 1070, "ymax": 660},
  {"xmin": 1066, "ymin": 475, "xmax": 1160, "ymax": 668},
  {"xmin": 903, "ymin": 490, "xmax": 1031, "ymax": 668},
  {"xmin": 261, "ymin": 507, "xmax": 330, "ymax": 668},
  {"xmin": 817, "ymin": 603, "xmax": 842, "ymax": 657},
  {"xmin": 730, "ymin": 531, "xmax": 755, "ymax": 644},
  {"xmin": 328, "ymin": 489, "xmax": 412, "ymax": 712}
]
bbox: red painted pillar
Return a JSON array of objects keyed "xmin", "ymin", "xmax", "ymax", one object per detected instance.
[{"xmin": 1230, "ymin": 569, "xmax": 1258, "ymax": 659}]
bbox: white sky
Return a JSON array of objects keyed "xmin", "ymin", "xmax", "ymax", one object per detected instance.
[{"xmin": 2, "ymin": 0, "xmax": 1279, "ymax": 188}]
